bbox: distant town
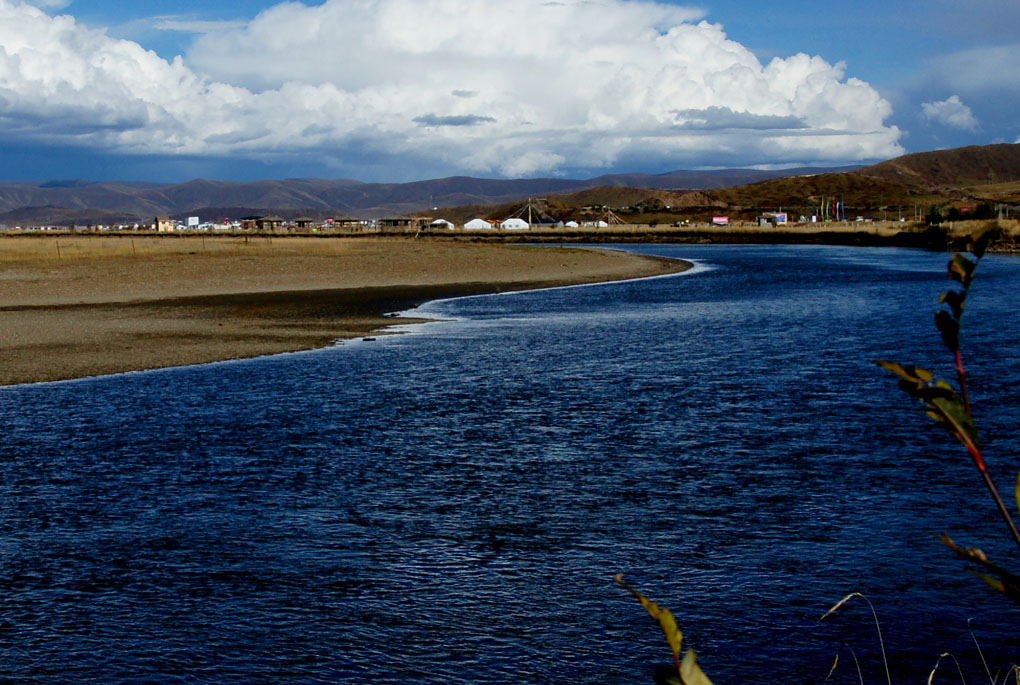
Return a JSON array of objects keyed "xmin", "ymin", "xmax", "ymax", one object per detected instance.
[
  {"xmin": 1, "ymin": 216, "xmax": 898, "ymax": 234},
  {"xmin": 2, "ymin": 209, "xmax": 912, "ymax": 234}
]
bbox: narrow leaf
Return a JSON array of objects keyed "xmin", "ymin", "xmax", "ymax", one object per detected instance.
[
  {"xmin": 949, "ymin": 254, "xmax": 976, "ymax": 287},
  {"xmin": 820, "ymin": 592, "xmax": 857, "ymax": 621},
  {"xmin": 935, "ymin": 310, "xmax": 961, "ymax": 351},
  {"xmin": 876, "ymin": 361, "xmax": 934, "ymax": 384},
  {"xmin": 926, "ymin": 653, "xmax": 958, "ymax": 685},
  {"xmin": 680, "ymin": 649, "xmax": 714, "ymax": 685},
  {"xmin": 975, "ymin": 572, "xmax": 1007, "ymax": 595},
  {"xmin": 938, "ymin": 290, "xmax": 966, "ymax": 320},
  {"xmin": 941, "ymin": 534, "xmax": 1020, "ymax": 605},
  {"xmin": 824, "ymin": 650, "xmax": 841, "ymax": 682},
  {"xmin": 970, "ymin": 228, "xmax": 993, "ymax": 259},
  {"xmin": 930, "ymin": 395, "xmax": 980, "ymax": 451},
  {"xmin": 876, "ymin": 360, "xmax": 910, "ymax": 381},
  {"xmin": 615, "ymin": 574, "xmax": 683, "ymax": 661}
]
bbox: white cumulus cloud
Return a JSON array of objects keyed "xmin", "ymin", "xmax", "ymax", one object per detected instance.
[
  {"xmin": 0, "ymin": 0, "xmax": 904, "ymax": 178},
  {"xmin": 921, "ymin": 95, "xmax": 979, "ymax": 131}
]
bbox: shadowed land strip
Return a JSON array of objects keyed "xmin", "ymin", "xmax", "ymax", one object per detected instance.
[{"xmin": 0, "ymin": 247, "xmax": 689, "ymax": 386}]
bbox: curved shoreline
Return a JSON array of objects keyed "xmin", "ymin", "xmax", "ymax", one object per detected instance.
[{"xmin": 0, "ymin": 239, "xmax": 689, "ymax": 386}]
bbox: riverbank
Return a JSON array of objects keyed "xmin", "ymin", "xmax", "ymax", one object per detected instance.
[
  {"xmin": 0, "ymin": 236, "xmax": 689, "ymax": 386},
  {"xmin": 440, "ymin": 219, "xmax": 1020, "ymax": 250}
]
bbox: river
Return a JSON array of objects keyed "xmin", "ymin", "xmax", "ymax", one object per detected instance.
[{"xmin": 1, "ymin": 244, "xmax": 1018, "ymax": 683}]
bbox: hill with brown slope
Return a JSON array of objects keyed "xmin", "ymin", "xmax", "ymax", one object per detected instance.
[
  {"xmin": 437, "ymin": 144, "xmax": 1020, "ymax": 223},
  {"xmin": 709, "ymin": 172, "xmax": 929, "ymax": 213},
  {"xmin": 963, "ymin": 180, "xmax": 1020, "ymax": 204},
  {"xmin": 857, "ymin": 143, "xmax": 1020, "ymax": 189},
  {"xmin": 436, "ymin": 173, "xmax": 931, "ymax": 224},
  {"xmin": 433, "ymin": 187, "xmax": 729, "ymax": 224}
]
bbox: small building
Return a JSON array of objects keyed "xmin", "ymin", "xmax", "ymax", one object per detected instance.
[
  {"xmin": 332, "ymin": 218, "xmax": 363, "ymax": 231},
  {"xmin": 759, "ymin": 212, "xmax": 787, "ymax": 227},
  {"xmin": 379, "ymin": 217, "xmax": 432, "ymax": 231},
  {"xmin": 430, "ymin": 219, "xmax": 455, "ymax": 230},
  {"xmin": 257, "ymin": 216, "xmax": 285, "ymax": 231},
  {"xmin": 464, "ymin": 218, "xmax": 493, "ymax": 230},
  {"xmin": 500, "ymin": 218, "xmax": 530, "ymax": 230},
  {"xmin": 155, "ymin": 216, "xmax": 174, "ymax": 233}
]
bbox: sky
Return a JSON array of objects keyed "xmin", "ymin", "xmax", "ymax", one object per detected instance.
[{"xmin": 0, "ymin": 0, "xmax": 1017, "ymax": 183}]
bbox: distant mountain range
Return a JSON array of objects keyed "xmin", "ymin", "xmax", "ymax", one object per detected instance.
[
  {"xmin": 0, "ymin": 167, "xmax": 858, "ymax": 226},
  {"xmin": 1, "ymin": 143, "xmax": 1018, "ymax": 227}
]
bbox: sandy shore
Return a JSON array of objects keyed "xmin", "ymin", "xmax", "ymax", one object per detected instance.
[{"xmin": 0, "ymin": 236, "xmax": 689, "ymax": 386}]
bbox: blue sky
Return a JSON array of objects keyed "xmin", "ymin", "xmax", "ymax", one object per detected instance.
[{"xmin": 1, "ymin": 0, "xmax": 1017, "ymax": 182}]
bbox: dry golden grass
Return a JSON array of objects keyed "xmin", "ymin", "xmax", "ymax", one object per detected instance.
[
  {"xmin": 964, "ymin": 180, "xmax": 1020, "ymax": 203},
  {"xmin": 0, "ymin": 235, "xmax": 359, "ymax": 264},
  {"xmin": 938, "ymin": 219, "xmax": 1020, "ymax": 236}
]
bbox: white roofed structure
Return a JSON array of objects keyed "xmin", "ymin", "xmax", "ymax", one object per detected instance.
[
  {"xmin": 500, "ymin": 218, "xmax": 529, "ymax": 230},
  {"xmin": 464, "ymin": 218, "xmax": 492, "ymax": 230}
]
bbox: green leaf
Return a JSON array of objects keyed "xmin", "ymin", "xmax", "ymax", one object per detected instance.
[
  {"xmin": 877, "ymin": 361, "xmax": 978, "ymax": 448},
  {"xmin": 930, "ymin": 395, "xmax": 980, "ymax": 451},
  {"xmin": 680, "ymin": 649, "xmax": 714, "ymax": 685},
  {"xmin": 938, "ymin": 290, "xmax": 966, "ymax": 320},
  {"xmin": 948, "ymin": 254, "xmax": 976, "ymax": 287},
  {"xmin": 942, "ymin": 533, "xmax": 1020, "ymax": 606},
  {"xmin": 970, "ymin": 228, "xmax": 993, "ymax": 259},
  {"xmin": 935, "ymin": 310, "xmax": 960, "ymax": 351},
  {"xmin": 876, "ymin": 361, "xmax": 933, "ymax": 384}
]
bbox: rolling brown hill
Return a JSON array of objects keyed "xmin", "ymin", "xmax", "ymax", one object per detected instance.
[
  {"xmin": 434, "ymin": 144, "xmax": 1020, "ymax": 224},
  {"xmin": 857, "ymin": 143, "xmax": 1020, "ymax": 189},
  {"xmin": 707, "ymin": 172, "xmax": 928, "ymax": 215}
]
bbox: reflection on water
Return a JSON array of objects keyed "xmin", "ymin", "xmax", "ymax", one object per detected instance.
[{"xmin": 1, "ymin": 244, "xmax": 1018, "ymax": 683}]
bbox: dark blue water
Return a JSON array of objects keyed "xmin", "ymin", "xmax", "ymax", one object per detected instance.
[{"xmin": 2, "ymin": 244, "xmax": 1018, "ymax": 683}]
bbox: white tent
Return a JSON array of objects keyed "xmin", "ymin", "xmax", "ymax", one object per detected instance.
[
  {"xmin": 500, "ymin": 218, "xmax": 530, "ymax": 230},
  {"xmin": 564, "ymin": 220, "xmax": 579, "ymax": 228},
  {"xmin": 464, "ymin": 218, "xmax": 492, "ymax": 230},
  {"xmin": 431, "ymin": 219, "xmax": 455, "ymax": 230}
]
